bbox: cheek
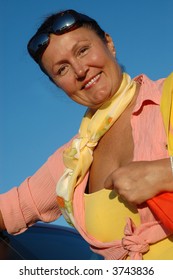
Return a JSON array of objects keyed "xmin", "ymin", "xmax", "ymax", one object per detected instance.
[
  {"xmin": 90, "ymin": 47, "xmax": 115, "ymax": 70},
  {"xmin": 53, "ymin": 75, "xmax": 75, "ymax": 94},
  {"xmin": 90, "ymin": 51, "xmax": 107, "ymax": 66}
]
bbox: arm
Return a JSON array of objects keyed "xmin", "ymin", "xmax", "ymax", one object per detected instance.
[
  {"xmin": 0, "ymin": 143, "xmax": 68, "ymax": 235},
  {"xmin": 0, "ymin": 162, "xmax": 60, "ymax": 234},
  {"xmin": 104, "ymin": 158, "xmax": 173, "ymax": 205}
]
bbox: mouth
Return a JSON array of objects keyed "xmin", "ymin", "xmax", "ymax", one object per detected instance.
[{"xmin": 82, "ymin": 73, "xmax": 101, "ymax": 90}]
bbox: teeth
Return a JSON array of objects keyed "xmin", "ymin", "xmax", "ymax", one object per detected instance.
[{"xmin": 85, "ymin": 74, "xmax": 100, "ymax": 88}]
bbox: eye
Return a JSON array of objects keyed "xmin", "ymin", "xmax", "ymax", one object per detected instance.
[
  {"xmin": 57, "ymin": 64, "xmax": 69, "ymax": 76},
  {"xmin": 78, "ymin": 46, "xmax": 90, "ymax": 57}
]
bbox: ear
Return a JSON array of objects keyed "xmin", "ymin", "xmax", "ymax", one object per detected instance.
[{"xmin": 105, "ymin": 33, "xmax": 116, "ymax": 57}]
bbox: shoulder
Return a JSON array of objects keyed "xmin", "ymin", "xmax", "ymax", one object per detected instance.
[
  {"xmin": 133, "ymin": 74, "xmax": 166, "ymax": 107},
  {"xmin": 47, "ymin": 135, "xmax": 78, "ymax": 181},
  {"xmin": 134, "ymin": 73, "xmax": 165, "ymax": 90}
]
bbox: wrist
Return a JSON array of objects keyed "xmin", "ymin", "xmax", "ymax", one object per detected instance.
[
  {"xmin": 159, "ymin": 158, "xmax": 173, "ymax": 192},
  {"xmin": 170, "ymin": 156, "xmax": 173, "ymax": 175}
]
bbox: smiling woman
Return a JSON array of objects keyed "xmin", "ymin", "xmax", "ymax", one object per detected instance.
[
  {"xmin": 41, "ymin": 30, "xmax": 122, "ymax": 109},
  {"xmin": 0, "ymin": 9, "xmax": 173, "ymax": 260}
]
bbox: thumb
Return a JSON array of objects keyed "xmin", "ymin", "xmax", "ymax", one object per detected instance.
[{"xmin": 104, "ymin": 174, "xmax": 114, "ymax": 190}]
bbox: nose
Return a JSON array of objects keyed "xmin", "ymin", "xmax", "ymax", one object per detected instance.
[{"xmin": 72, "ymin": 60, "xmax": 88, "ymax": 80}]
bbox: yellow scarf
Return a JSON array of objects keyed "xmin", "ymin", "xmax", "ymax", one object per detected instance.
[{"xmin": 56, "ymin": 73, "xmax": 137, "ymax": 226}]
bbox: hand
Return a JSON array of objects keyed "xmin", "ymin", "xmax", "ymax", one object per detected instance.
[
  {"xmin": 0, "ymin": 210, "xmax": 5, "ymax": 231},
  {"xmin": 104, "ymin": 159, "xmax": 173, "ymax": 205}
]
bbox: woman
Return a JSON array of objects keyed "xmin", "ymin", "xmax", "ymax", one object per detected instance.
[{"xmin": 0, "ymin": 9, "xmax": 173, "ymax": 259}]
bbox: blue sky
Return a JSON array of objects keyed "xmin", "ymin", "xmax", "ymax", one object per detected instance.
[{"xmin": 1, "ymin": 0, "xmax": 173, "ymax": 227}]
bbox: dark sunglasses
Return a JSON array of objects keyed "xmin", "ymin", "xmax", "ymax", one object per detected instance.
[{"xmin": 27, "ymin": 9, "xmax": 95, "ymax": 63}]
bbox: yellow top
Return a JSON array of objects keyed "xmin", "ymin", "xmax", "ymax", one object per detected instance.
[{"xmin": 84, "ymin": 188, "xmax": 173, "ymax": 260}]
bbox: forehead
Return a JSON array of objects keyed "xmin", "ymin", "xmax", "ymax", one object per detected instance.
[
  {"xmin": 41, "ymin": 27, "xmax": 102, "ymax": 70},
  {"xmin": 51, "ymin": 27, "xmax": 100, "ymax": 47}
]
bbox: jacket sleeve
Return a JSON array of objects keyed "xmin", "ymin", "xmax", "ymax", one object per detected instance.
[{"xmin": 0, "ymin": 144, "xmax": 68, "ymax": 235}]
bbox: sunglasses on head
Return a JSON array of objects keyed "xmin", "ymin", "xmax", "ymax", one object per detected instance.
[{"xmin": 27, "ymin": 9, "xmax": 95, "ymax": 64}]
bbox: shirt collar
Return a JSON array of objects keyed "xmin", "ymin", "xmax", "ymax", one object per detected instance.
[{"xmin": 132, "ymin": 74, "xmax": 163, "ymax": 115}]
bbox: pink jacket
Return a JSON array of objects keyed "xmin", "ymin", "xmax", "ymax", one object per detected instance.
[{"xmin": 0, "ymin": 74, "xmax": 171, "ymax": 259}]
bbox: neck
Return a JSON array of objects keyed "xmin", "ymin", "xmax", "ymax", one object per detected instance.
[{"xmin": 88, "ymin": 77, "xmax": 140, "ymax": 115}]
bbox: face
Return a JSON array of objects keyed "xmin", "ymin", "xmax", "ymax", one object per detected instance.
[{"xmin": 41, "ymin": 27, "xmax": 123, "ymax": 110}]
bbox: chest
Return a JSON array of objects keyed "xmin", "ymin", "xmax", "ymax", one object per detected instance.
[{"xmin": 88, "ymin": 108, "xmax": 134, "ymax": 193}]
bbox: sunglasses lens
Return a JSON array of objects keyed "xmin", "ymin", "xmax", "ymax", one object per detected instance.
[
  {"xmin": 29, "ymin": 33, "xmax": 49, "ymax": 53},
  {"xmin": 52, "ymin": 13, "xmax": 76, "ymax": 34}
]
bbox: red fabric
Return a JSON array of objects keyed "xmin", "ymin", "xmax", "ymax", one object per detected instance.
[{"xmin": 147, "ymin": 193, "xmax": 173, "ymax": 231}]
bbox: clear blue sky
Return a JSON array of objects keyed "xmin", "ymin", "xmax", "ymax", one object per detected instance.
[{"xmin": 1, "ymin": 0, "xmax": 173, "ymax": 227}]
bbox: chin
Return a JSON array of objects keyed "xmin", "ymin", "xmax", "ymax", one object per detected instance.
[
  {"xmin": 89, "ymin": 101, "xmax": 107, "ymax": 111},
  {"xmin": 93, "ymin": 94, "xmax": 112, "ymax": 107}
]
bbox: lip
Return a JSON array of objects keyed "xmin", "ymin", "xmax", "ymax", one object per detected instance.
[{"xmin": 81, "ymin": 73, "xmax": 101, "ymax": 90}]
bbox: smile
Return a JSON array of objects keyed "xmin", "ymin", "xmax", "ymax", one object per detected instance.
[{"xmin": 84, "ymin": 73, "xmax": 101, "ymax": 89}]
